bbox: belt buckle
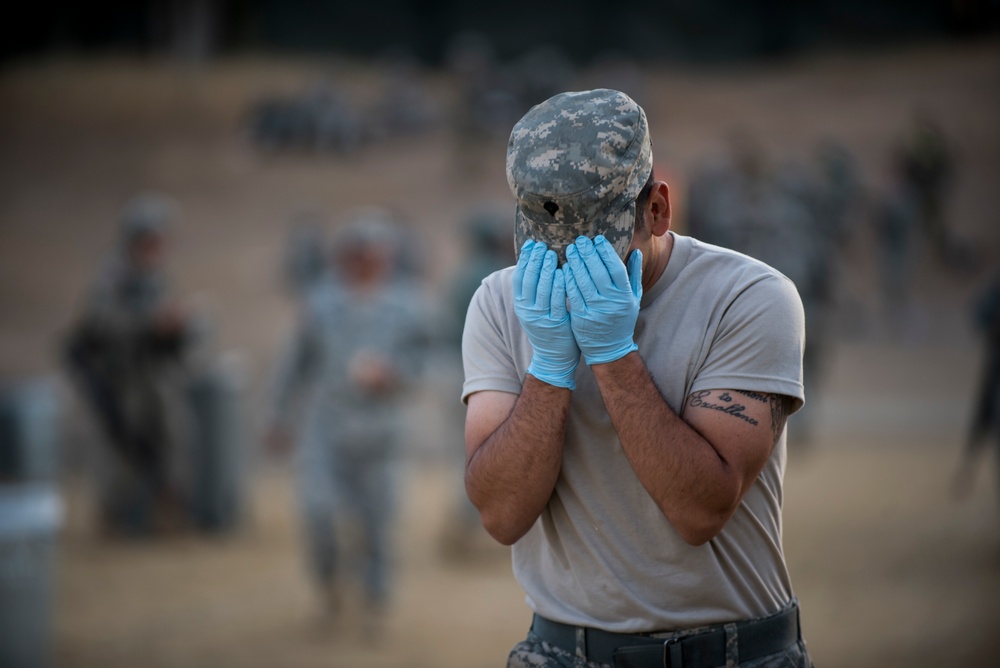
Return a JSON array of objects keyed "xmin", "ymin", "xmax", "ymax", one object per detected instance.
[{"xmin": 662, "ymin": 636, "xmax": 683, "ymax": 668}]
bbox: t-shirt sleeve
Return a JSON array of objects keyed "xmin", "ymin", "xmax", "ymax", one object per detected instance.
[
  {"xmin": 690, "ymin": 274, "xmax": 806, "ymax": 413},
  {"xmin": 461, "ymin": 275, "xmax": 524, "ymax": 404}
]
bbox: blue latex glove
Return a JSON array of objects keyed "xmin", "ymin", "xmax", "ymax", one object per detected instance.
[
  {"xmin": 564, "ymin": 235, "xmax": 643, "ymax": 365},
  {"xmin": 513, "ymin": 240, "xmax": 580, "ymax": 389}
]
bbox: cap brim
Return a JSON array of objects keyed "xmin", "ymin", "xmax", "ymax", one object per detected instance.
[{"xmin": 514, "ymin": 203, "xmax": 635, "ymax": 265}]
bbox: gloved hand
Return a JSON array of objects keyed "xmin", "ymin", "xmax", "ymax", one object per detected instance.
[
  {"xmin": 564, "ymin": 235, "xmax": 643, "ymax": 365},
  {"xmin": 513, "ymin": 240, "xmax": 580, "ymax": 389}
]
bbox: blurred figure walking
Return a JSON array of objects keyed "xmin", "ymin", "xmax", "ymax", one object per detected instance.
[
  {"xmin": 281, "ymin": 209, "xmax": 329, "ymax": 300},
  {"xmin": 266, "ymin": 209, "xmax": 434, "ymax": 632},
  {"xmin": 897, "ymin": 114, "xmax": 957, "ymax": 267},
  {"xmin": 63, "ymin": 193, "xmax": 207, "ymax": 535},
  {"xmin": 955, "ymin": 272, "xmax": 1000, "ymax": 511},
  {"xmin": 870, "ymin": 153, "xmax": 924, "ymax": 342}
]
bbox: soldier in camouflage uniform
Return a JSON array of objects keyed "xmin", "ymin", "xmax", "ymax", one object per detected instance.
[
  {"xmin": 462, "ymin": 90, "xmax": 813, "ymax": 667},
  {"xmin": 267, "ymin": 209, "xmax": 433, "ymax": 627},
  {"xmin": 281, "ymin": 209, "xmax": 329, "ymax": 299},
  {"xmin": 954, "ymin": 272, "xmax": 1000, "ymax": 513},
  {"xmin": 64, "ymin": 193, "xmax": 204, "ymax": 534}
]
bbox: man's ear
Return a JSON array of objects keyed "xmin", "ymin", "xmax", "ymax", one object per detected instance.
[{"xmin": 649, "ymin": 181, "xmax": 671, "ymax": 236}]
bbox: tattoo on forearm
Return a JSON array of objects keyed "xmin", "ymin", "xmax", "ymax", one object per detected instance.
[
  {"xmin": 769, "ymin": 395, "xmax": 789, "ymax": 443},
  {"xmin": 736, "ymin": 390, "xmax": 768, "ymax": 403},
  {"xmin": 688, "ymin": 390, "xmax": 759, "ymax": 425}
]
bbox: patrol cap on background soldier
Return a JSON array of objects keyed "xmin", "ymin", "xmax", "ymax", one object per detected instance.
[
  {"xmin": 118, "ymin": 193, "xmax": 178, "ymax": 273},
  {"xmin": 507, "ymin": 88, "xmax": 653, "ymax": 265}
]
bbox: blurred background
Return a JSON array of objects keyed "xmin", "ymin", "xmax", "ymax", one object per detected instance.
[{"xmin": 1, "ymin": 1, "xmax": 999, "ymax": 667}]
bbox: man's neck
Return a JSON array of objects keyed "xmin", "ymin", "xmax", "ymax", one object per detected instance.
[{"xmin": 642, "ymin": 232, "xmax": 674, "ymax": 293}]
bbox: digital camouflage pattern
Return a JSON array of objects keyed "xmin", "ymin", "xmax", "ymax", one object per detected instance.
[
  {"xmin": 507, "ymin": 630, "xmax": 813, "ymax": 668},
  {"xmin": 506, "ymin": 89, "xmax": 653, "ymax": 264}
]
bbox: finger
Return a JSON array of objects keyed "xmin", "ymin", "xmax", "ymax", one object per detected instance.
[
  {"xmin": 627, "ymin": 249, "xmax": 643, "ymax": 300},
  {"xmin": 565, "ymin": 243, "xmax": 599, "ymax": 302},
  {"xmin": 563, "ymin": 263, "xmax": 586, "ymax": 314},
  {"xmin": 594, "ymin": 235, "xmax": 630, "ymax": 292},
  {"xmin": 551, "ymin": 267, "xmax": 568, "ymax": 321},
  {"xmin": 512, "ymin": 240, "xmax": 534, "ymax": 300},
  {"xmin": 535, "ymin": 249, "xmax": 558, "ymax": 307},
  {"xmin": 522, "ymin": 242, "xmax": 548, "ymax": 305},
  {"xmin": 575, "ymin": 235, "xmax": 614, "ymax": 294}
]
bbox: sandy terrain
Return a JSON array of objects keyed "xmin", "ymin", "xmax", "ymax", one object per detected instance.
[{"xmin": 1, "ymin": 38, "xmax": 999, "ymax": 667}]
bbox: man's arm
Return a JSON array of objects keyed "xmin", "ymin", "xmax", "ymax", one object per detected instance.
[
  {"xmin": 562, "ymin": 235, "xmax": 797, "ymax": 546},
  {"xmin": 462, "ymin": 241, "xmax": 581, "ymax": 545},
  {"xmin": 464, "ymin": 380, "xmax": 571, "ymax": 545},
  {"xmin": 592, "ymin": 354, "xmax": 791, "ymax": 546}
]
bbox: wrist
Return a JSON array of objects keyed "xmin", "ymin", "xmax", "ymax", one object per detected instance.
[
  {"xmin": 528, "ymin": 355, "xmax": 579, "ymax": 390},
  {"xmin": 582, "ymin": 340, "xmax": 638, "ymax": 366}
]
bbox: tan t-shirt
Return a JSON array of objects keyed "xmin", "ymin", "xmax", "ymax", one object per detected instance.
[{"xmin": 462, "ymin": 233, "xmax": 805, "ymax": 633}]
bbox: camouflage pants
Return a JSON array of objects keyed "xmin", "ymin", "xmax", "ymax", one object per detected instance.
[
  {"xmin": 296, "ymin": 435, "xmax": 399, "ymax": 605},
  {"xmin": 507, "ymin": 626, "xmax": 813, "ymax": 668}
]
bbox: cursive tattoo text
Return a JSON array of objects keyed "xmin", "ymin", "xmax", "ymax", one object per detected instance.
[{"xmin": 688, "ymin": 390, "xmax": 759, "ymax": 426}]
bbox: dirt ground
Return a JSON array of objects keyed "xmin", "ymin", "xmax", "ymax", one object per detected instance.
[{"xmin": 2, "ymin": 38, "xmax": 1000, "ymax": 667}]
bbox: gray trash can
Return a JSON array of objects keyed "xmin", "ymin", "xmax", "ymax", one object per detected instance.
[
  {"xmin": 0, "ymin": 484, "xmax": 62, "ymax": 668},
  {"xmin": 187, "ymin": 355, "xmax": 245, "ymax": 532}
]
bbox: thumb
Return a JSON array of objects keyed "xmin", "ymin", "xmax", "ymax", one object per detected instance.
[{"xmin": 627, "ymin": 250, "xmax": 643, "ymax": 301}]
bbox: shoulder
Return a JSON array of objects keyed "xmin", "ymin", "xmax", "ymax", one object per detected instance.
[
  {"xmin": 673, "ymin": 235, "xmax": 798, "ymax": 304},
  {"xmin": 465, "ymin": 266, "xmax": 519, "ymax": 343},
  {"xmin": 479, "ymin": 265, "xmax": 515, "ymax": 291},
  {"xmin": 470, "ymin": 265, "xmax": 516, "ymax": 310}
]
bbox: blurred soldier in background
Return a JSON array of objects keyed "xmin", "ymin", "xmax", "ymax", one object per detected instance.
[
  {"xmin": 954, "ymin": 272, "xmax": 1000, "ymax": 509},
  {"xmin": 63, "ymin": 193, "xmax": 207, "ymax": 535},
  {"xmin": 438, "ymin": 205, "xmax": 514, "ymax": 558},
  {"xmin": 281, "ymin": 209, "xmax": 329, "ymax": 300},
  {"xmin": 813, "ymin": 138, "xmax": 863, "ymax": 249},
  {"xmin": 870, "ymin": 152, "xmax": 923, "ymax": 342},
  {"xmin": 266, "ymin": 209, "xmax": 434, "ymax": 632},
  {"xmin": 897, "ymin": 113, "xmax": 958, "ymax": 269},
  {"xmin": 248, "ymin": 80, "xmax": 365, "ymax": 155}
]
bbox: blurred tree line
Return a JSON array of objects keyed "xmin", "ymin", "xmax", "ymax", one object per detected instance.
[{"xmin": 2, "ymin": 0, "xmax": 998, "ymax": 65}]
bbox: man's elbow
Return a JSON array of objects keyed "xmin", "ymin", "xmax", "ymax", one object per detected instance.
[
  {"xmin": 675, "ymin": 522, "xmax": 722, "ymax": 547},
  {"xmin": 477, "ymin": 509, "xmax": 528, "ymax": 546},
  {"xmin": 670, "ymin": 508, "xmax": 736, "ymax": 547}
]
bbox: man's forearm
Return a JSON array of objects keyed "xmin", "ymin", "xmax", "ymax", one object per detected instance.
[
  {"xmin": 465, "ymin": 376, "xmax": 571, "ymax": 545},
  {"xmin": 591, "ymin": 353, "xmax": 745, "ymax": 545}
]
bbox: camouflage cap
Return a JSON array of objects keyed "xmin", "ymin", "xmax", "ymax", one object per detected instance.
[
  {"xmin": 119, "ymin": 192, "xmax": 178, "ymax": 244},
  {"xmin": 506, "ymin": 88, "xmax": 653, "ymax": 263},
  {"xmin": 333, "ymin": 206, "xmax": 399, "ymax": 254}
]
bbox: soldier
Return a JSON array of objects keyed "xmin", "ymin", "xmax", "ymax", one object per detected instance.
[
  {"xmin": 954, "ymin": 272, "xmax": 1000, "ymax": 509},
  {"xmin": 63, "ymin": 193, "xmax": 204, "ymax": 535},
  {"xmin": 897, "ymin": 113, "xmax": 956, "ymax": 268},
  {"xmin": 463, "ymin": 89, "xmax": 812, "ymax": 667},
  {"xmin": 870, "ymin": 152, "xmax": 923, "ymax": 341},
  {"xmin": 281, "ymin": 209, "xmax": 329, "ymax": 299},
  {"xmin": 266, "ymin": 209, "xmax": 434, "ymax": 631}
]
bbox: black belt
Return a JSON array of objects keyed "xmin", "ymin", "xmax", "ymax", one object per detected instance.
[{"xmin": 531, "ymin": 603, "xmax": 800, "ymax": 668}]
